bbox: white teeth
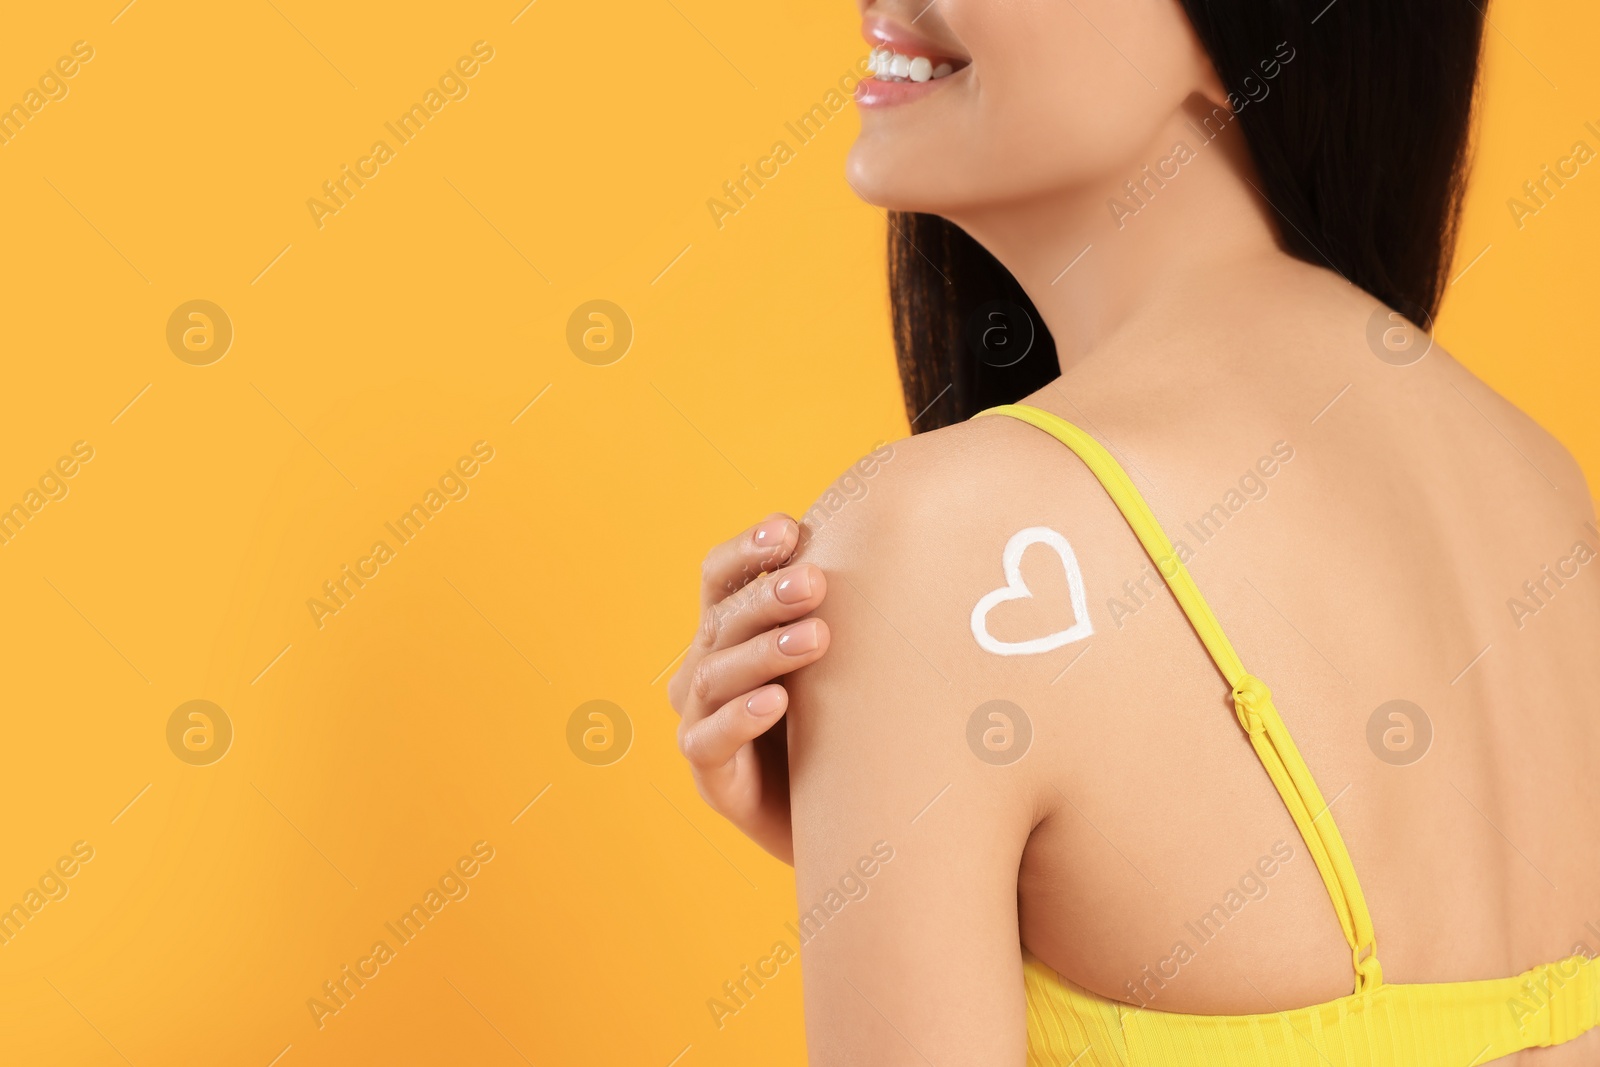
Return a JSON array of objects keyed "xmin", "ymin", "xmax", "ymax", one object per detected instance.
[{"xmin": 868, "ymin": 47, "xmax": 960, "ymax": 83}]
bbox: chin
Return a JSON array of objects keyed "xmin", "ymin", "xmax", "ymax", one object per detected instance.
[
  {"xmin": 844, "ymin": 140, "xmax": 901, "ymax": 211},
  {"xmin": 845, "ymin": 136, "xmax": 964, "ymax": 217}
]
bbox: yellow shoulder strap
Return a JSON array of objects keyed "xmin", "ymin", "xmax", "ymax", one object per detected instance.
[{"xmin": 976, "ymin": 403, "xmax": 1384, "ymax": 992}]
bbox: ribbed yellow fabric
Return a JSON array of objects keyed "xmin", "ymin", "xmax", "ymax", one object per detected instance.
[
  {"xmin": 978, "ymin": 403, "xmax": 1600, "ymax": 1065},
  {"xmin": 1022, "ymin": 951, "xmax": 1600, "ymax": 1066}
]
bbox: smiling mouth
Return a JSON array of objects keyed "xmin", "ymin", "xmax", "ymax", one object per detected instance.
[{"xmin": 867, "ymin": 46, "xmax": 966, "ymax": 83}]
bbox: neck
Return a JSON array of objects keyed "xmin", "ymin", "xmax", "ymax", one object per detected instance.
[{"xmin": 947, "ymin": 98, "xmax": 1289, "ymax": 373}]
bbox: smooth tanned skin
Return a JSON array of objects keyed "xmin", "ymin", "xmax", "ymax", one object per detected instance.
[
  {"xmin": 789, "ymin": 259, "xmax": 1600, "ymax": 1065},
  {"xmin": 783, "ymin": 1, "xmax": 1600, "ymax": 1063}
]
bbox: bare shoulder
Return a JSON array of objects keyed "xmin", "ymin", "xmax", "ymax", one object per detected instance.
[
  {"xmin": 780, "ymin": 412, "xmax": 1144, "ymax": 1062},
  {"xmin": 790, "ymin": 413, "xmax": 1131, "ymax": 700},
  {"xmin": 1254, "ymin": 258, "xmax": 1593, "ymax": 518},
  {"xmin": 783, "ymin": 408, "xmax": 1153, "ymax": 813},
  {"xmin": 1436, "ymin": 348, "xmax": 1596, "ymax": 516},
  {"xmin": 795, "ymin": 411, "xmax": 1117, "ymax": 576}
]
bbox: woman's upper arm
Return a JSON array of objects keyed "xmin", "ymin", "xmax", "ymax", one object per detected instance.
[{"xmin": 786, "ymin": 489, "xmax": 1037, "ymax": 1066}]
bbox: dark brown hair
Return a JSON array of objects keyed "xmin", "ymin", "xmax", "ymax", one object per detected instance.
[{"xmin": 890, "ymin": 2, "xmax": 1485, "ymax": 431}]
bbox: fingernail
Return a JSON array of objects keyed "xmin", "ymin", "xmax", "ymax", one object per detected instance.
[
  {"xmin": 747, "ymin": 687, "xmax": 785, "ymax": 717},
  {"xmin": 774, "ymin": 567, "xmax": 813, "ymax": 605},
  {"xmin": 778, "ymin": 620, "xmax": 820, "ymax": 656},
  {"xmin": 753, "ymin": 517, "xmax": 793, "ymax": 547}
]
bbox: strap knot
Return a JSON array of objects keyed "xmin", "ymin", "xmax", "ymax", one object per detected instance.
[
  {"xmin": 1353, "ymin": 942, "xmax": 1384, "ymax": 991},
  {"xmin": 1232, "ymin": 674, "xmax": 1271, "ymax": 735}
]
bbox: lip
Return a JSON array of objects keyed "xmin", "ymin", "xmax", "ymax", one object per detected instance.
[
  {"xmin": 855, "ymin": 15, "xmax": 970, "ymax": 109},
  {"xmin": 855, "ymin": 74, "xmax": 961, "ymax": 108},
  {"xmin": 861, "ymin": 13, "xmax": 967, "ymax": 65}
]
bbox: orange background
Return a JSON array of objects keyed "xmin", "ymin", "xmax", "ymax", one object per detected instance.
[{"xmin": 0, "ymin": 2, "xmax": 1594, "ymax": 1064}]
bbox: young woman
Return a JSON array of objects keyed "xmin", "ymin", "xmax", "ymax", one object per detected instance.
[{"xmin": 669, "ymin": 1, "xmax": 1600, "ymax": 1063}]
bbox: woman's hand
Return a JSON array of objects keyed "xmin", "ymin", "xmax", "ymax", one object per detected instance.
[{"xmin": 668, "ymin": 513, "xmax": 830, "ymax": 864}]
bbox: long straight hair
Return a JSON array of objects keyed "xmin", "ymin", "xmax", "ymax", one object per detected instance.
[{"xmin": 890, "ymin": 2, "xmax": 1485, "ymax": 431}]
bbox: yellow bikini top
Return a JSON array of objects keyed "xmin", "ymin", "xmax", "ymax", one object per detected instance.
[{"xmin": 977, "ymin": 404, "xmax": 1600, "ymax": 1066}]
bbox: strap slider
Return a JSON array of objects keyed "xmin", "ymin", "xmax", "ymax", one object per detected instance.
[{"xmin": 1232, "ymin": 674, "xmax": 1271, "ymax": 736}]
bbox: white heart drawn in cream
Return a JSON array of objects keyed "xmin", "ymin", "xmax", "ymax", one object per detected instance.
[{"xmin": 970, "ymin": 527, "xmax": 1093, "ymax": 656}]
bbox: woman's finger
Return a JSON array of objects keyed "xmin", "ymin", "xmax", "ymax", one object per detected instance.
[
  {"xmin": 698, "ymin": 563, "xmax": 827, "ymax": 652},
  {"xmin": 679, "ymin": 683, "xmax": 789, "ymax": 777},
  {"xmin": 700, "ymin": 513, "xmax": 799, "ymax": 608},
  {"xmin": 681, "ymin": 619, "xmax": 831, "ymax": 723}
]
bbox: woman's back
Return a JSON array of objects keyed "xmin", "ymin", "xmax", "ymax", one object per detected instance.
[{"xmin": 787, "ymin": 257, "xmax": 1600, "ymax": 1065}]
